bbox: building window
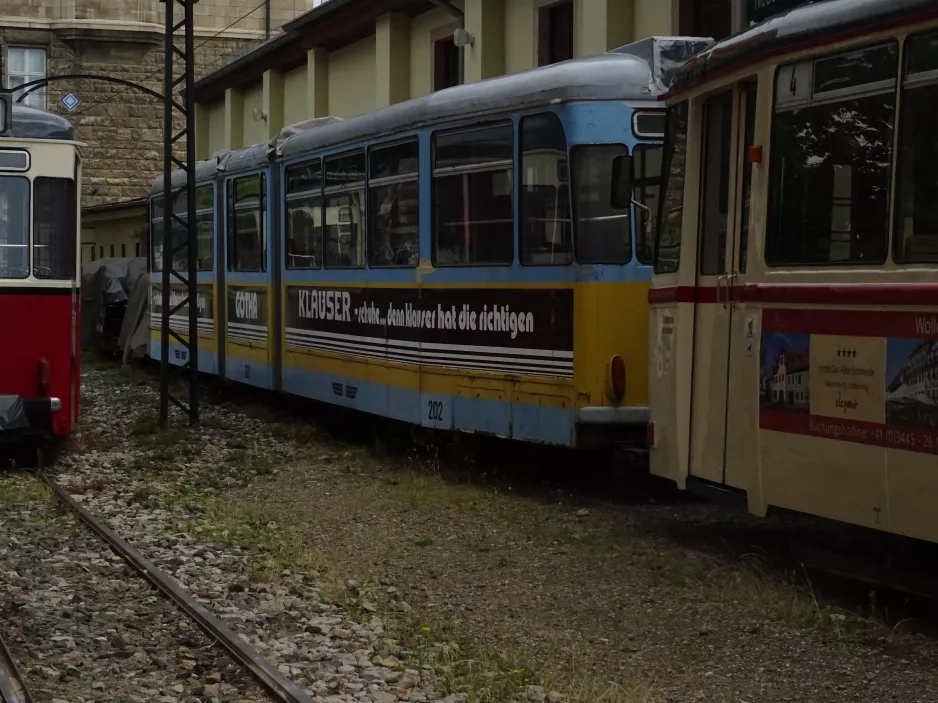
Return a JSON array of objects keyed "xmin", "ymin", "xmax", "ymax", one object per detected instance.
[
  {"xmin": 433, "ymin": 34, "xmax": 460, "ymax": 91},
  {"xmin": 110, "ymin": 244, "xmax": 115, "ymax": 257},
  {"xmin": 766, "ymin": 43, "xmax": 897, "ymax": 266},
  {"xmin": 121, "ymin": 243, "xmax": 126, "ymax": 257},
  {"xmin": 432, "ymin": 123, "xmax": 514, "ymax": 266},
  {"xmin": 135, "ymin": 243, "xmax": 140, "ymax": 257},
  {"xmin": 520, "ymin": 112, "xmax": 572, "ymax": 265},
  {"xmin": 99, "ymin": 245, "xmax": 104, "ymax": 259},
  {"xmin": 369, "ymin": 139, "xmax": 419, "ymax": 267},
  {"xmin": 324, "ymin": 150, "xmax": 365, "ymax": 268},
  {"xmin": 7, "ymin": 47, "xmax": 46, "ymax": 110},
  {"xmin": 538, "ymin": 1, "xmax": 574, "ymax": 67},
  {"xmin": 679, "ymin": 0, "xmax": 731, "ymax": 41}
]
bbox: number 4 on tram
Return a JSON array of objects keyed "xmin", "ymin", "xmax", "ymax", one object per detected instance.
[{"xmin": 648, "ymin": 0, "xmax": 938, "ymax": 545}]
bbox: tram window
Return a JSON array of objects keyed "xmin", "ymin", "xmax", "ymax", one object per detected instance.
[
  {"xmin": 520, "ymin": 113, "xmax": 572, "ymax": 265},
  {"xmin": 698, "ymin": 92, "xmax": 733, "ymax": 276},
  {"xmin": 286, "ymin": 159, "xmax": 323, "ymax": 269},
  {"xmin": 432, "ymin": 123, "xmax": 514, "ymax": 266},
  {"xmin": 0, "ymin": 176, "xmax": 29, "ymax": 279},
  {"xmin": 571, "ymin": 144, "xmax": 631, "ymax": 264},
  {"xmin": 737, "ymin": 82, "xmax": 758, "ymax": 274},
  {"xmin": 894, "ymin": 32, "xmax": 938, "ymax": 263},
  {"xmin": 228, "ymin": 174, "xmax": 266, "ymax": 272},
  {"xmin": 767, "ymin": 44, "xmax": 897, "ymax": 266},
  {"xmin": 324, "ymin": 150, "xmax": 365, "ymax": 268},
  {"xmin": 655, "ymin": 102, "xmax": 689, "ymax": 275},
  {"xmin": 369, "ymin": 139, "xmax": 419, "ymax": 267},
  {"xmin": 194, "ymin": 186, "xmax": 214, "ymax": 270},
  {"xmin": 632, "ymin": 144, "xmax": 663, "ymax": 265}
]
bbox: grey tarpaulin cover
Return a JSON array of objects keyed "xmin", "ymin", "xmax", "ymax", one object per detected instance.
[
  {"xmin": 118, "ymin": 259, "xmax": 151, "ymax": 363},
  {"xmin": 80, "ymin": 257, "xmax": 147, "ymax": 353},
  {"xmin": 0, "ymin": 395, "xmax": 29, "ymax": 431}
]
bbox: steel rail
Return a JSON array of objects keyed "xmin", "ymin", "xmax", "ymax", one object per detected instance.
[
  {"xmin": 0, "ymin": 630, "xmax": 32, "ymax": 703},
  {"xmin": 39, "ymin": 473, "xmax": 314, "ymax": 703}
]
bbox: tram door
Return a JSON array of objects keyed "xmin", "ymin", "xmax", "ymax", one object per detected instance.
[
  {"xmin": 221, "ymin": 172, "xmax": 275, "ymax": 391},
  {"xmin": 688, "ymin": 84, "xmax": 756, "ymax": 486}
]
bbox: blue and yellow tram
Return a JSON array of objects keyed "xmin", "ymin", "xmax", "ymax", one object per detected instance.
[{"xmin": 148, "ymin": 37, "xmax": 708, "ymax": 447}]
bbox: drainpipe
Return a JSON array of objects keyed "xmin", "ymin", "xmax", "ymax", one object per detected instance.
[
  {"xmin": 429, "ymin": 0, "xmax": 465, "ymax": 85},
  {"xmin": 265, "ymin": 0, "xmax": 271, "ymax": 40}
]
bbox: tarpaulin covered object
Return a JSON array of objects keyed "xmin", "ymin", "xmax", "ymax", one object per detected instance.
[
  {"xmin": 0, "ymin": 395, "xmax": 29, "ymax": 431},
  {"xmin": 80, "ymin": 257, "xmax": 147, "ymax": 354}
]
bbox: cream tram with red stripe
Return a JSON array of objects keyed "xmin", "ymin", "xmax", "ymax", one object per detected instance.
[
  {"xmin": 0, "ymin": 96, "xmax": 82, "ymax": 439},
  {"xmin": 648, "ymin": 0, "xmax": 938, "ymax": 544}
]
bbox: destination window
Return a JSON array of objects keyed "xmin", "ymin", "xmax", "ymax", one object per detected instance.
[
  {"xmin": 766, "ymin": 43, "xmax": 897, "ymax": 266},
  {"xmin": 520, "ymin": 112, "xmax": 572, "ymax": 265},
  {"xmin": 571, "ymin": 144, "xmax": 631, "ymax": 264},
  {"xmin": 285, "ymin": 159, "xmax": 322, "ymax": 269},
  {"xmin": 324, "ymin": 150, "xmax": 365, "ymax": 268},
  {"xmin": 369, "ymin": 139, "xmax": 419, "ymax": 268},
  {"xmin": 33, "ymin": 177, "xmax": 77, "ymax": 280},
  {"xmin": 894, "ymin": 31, "xmax": 938, "ymax": 263},
  {"xmin": 432, "ymin": 123, "xmax": 514, "ymax": 266},
  {"xmin": 0, "ymin": 176, "xmax": 29, "ymax": 279}
]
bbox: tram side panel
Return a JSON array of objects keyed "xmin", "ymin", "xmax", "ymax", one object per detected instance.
[{"xmin": 147, "ymin": 182, "xmax": 220, "ymax": 377}]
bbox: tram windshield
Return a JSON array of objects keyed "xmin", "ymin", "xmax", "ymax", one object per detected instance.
[
  {"xmin": 33, "ymin": 177, "xmax": 77, "ymax": 280},
  {"xmin": 0, "ymin": 175, "xmax": 29, "ymax": 279}
]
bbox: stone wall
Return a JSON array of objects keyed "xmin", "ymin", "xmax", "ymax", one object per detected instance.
[
  {"xmin": 1, "ymin": 0, "xmax": 313, "ymax": 207},
  {"xmin": 2, "ymin": 28, "xmax": 249, "ymax": 207}
]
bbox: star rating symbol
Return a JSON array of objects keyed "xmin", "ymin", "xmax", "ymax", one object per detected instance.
[{"xmin": 837, "ymin": 349, "xmax": 857, "ymax": 358}]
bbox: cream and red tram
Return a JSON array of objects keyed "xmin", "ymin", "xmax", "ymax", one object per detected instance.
[
  {"xmin": 0, "ymin": 96, "xmax": 82, "ymax": 439},
  {"xmin": 648, "ymin": 0, "xmax": 938, "ymax": 545}
]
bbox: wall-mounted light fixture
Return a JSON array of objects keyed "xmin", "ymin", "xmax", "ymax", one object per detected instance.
[
  {"xmin": 253, "ymin": 108, "xmax": 268, "ymax": 122},
  {"xmin": 453, "ymin": 28, "xmax": 475, "ymax": 48}
]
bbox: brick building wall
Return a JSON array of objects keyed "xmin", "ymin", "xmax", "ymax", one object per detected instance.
[{"xmin": 1, "ymin": 0, "xmax": 310, "ymax": 207}]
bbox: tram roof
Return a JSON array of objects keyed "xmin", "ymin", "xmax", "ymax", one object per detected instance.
[
  {"xmin": 280, "ymin": 36, "xmax": 711, "ymax": 161},
  {"xmin": 1, "ymin": 102, "xmax": 74, "ymax": 140},
  {"xmin": 150, "ymin": 158, "xmax": 223, "ymax": 195},
  {"xmin": 668, "ymin": 0, "xmax": 938, "ymax": 96}
]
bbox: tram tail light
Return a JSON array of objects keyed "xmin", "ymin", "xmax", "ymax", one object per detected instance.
[
  {"xmin": 609, "ymin": 355, "xmax": 626, "ymax": 401},
  {"xmin": 37, "ymin": 357, "xmax": 51, "ymax": 395}
]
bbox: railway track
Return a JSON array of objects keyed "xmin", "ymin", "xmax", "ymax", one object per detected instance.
[
  {"xmin": 0, "ymin": 630, "xmax": 32, "ymax": 703},
  {"xmin": 34, "ymin": 472, "xmax": 315, "ymax": 703}
]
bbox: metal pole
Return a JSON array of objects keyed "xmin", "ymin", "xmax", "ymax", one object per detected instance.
[
  {"xmin": 184, "ymin": 0, "xmax": 199, "ymax": 428},
  {"xmin": 159, "ymin": 0, "xmax": 174, "ymax": 428}
]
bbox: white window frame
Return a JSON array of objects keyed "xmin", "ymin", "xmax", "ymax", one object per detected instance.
[{"xmin": 7, "ymin": 47, "xmax": 47, "ymax": 110}]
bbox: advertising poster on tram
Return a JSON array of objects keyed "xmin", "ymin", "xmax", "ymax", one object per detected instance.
[
  {"xmin": 759, "ymin": 310, "xmax": 938, "ymax": 454},
  {"xmin": 284, "ymin": 286, "xmax": 574, "ymax": 379}
]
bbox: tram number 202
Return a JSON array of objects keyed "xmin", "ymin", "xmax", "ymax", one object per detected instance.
[{"xmin": 426, "ymin": 399, "xmax": 446, "ymax": 424}]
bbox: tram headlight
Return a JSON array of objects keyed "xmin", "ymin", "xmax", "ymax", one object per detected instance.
[
  {"xmin": 37, "ymin": 357, "xmax": 51, "ymax": 395},
  {"xmin": 608, "ymin": 355, "xmax": 626, "ymax": 402}
]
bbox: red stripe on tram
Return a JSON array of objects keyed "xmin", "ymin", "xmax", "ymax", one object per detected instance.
[{"xmin": 649, "ymin": 283, "xmax": 938, "ymax": 307}]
